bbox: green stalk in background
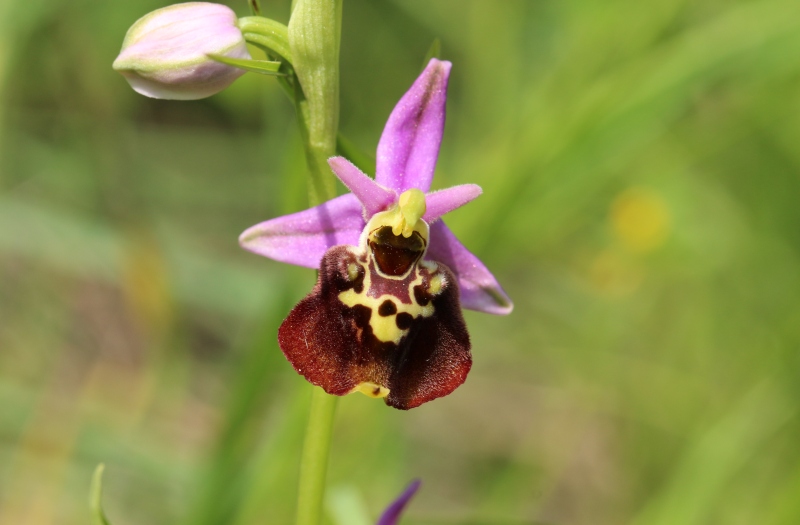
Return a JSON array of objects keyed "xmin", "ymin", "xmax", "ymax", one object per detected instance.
[{"xmin": 296, "ymin": 388, "xmax": 338, "ymax": 525}]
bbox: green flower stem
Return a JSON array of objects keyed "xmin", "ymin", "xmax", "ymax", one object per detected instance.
[
  {"xmin": 283, "ymin": 1, "xmax": 344, "ymax": 523},
  {"xmin": 242, "ymin": 7, "xmax": 343, "ymax": 203},
  {"xmin": 295, "ymin": 386, "xmax": 338, "ymax": 525},
  {"xmin": 288, "ymin": 0, "xmax": 342, "ymax": 204}
]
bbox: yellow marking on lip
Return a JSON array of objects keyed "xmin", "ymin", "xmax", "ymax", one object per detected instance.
[
  {"xmin": 346, "ymin": 262, "xmax": 360, "ymax": 281},
  {"xmin": 350, "ymin": 382, "xmax": 390, "ymax": 398},
  {"xmin": 371, "ymin": 306, "xmax": 405, "ymax": 342},
  {"xmin": 428, "ymin": 273, "xmax": 445, "ymax": 295},
  {"xmin": 338, "ymin": 261, "xmax": 436, "ymax": 344}
]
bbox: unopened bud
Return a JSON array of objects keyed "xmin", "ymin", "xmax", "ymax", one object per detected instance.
[{"xmin": 113, "ymin": 2, "xmax": 251, "ymax": 100}]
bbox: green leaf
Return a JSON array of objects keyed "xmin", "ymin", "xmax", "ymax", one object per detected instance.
[
  {"xmin": 207, "ymin": 54, "xmax": 285, "ymax": 76},
  {"xmin": 90, "ymin": 464, "xmax": 111, "ymax": 525},
  {"xmin": 421, "ymin": 38, "xmax": 442, "ymax": 70}
]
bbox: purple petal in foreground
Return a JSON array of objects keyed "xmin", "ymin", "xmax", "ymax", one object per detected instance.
[
  {"xmin": 377, "ymin": 480, "xmax": 421, "ymax": 525},
  {"xmin": 423, "ymin": 184, "xmax": 482, "ymax": 223},
  {"xmin": 328, "ymin": 157, "xmax": 396, "ymax": 218},
  {"xmin": 239, "ymin": 194, "xmax": 364, "ymax": 268},
  {"xmin": 376, "ymin": 59, "xmax": 451, "ymax": 193},
  {"xmin": 426, "ymin": 221, "xmax": 513, "ymax": 315}
]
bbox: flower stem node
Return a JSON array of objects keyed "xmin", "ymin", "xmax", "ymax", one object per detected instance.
[{"xmin": 113, "ymin": 2, "xmax": 251, "ymax": 100}]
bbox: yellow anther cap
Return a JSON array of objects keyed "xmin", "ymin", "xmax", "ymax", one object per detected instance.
[{"xmin": 394, "ymin": 189, "xmax": 427, "ymax": 238}]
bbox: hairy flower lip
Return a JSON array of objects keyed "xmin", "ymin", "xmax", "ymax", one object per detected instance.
[
  {"xmin": 240, "ymin": 59, "xmax": 512, "ymax": 315},
  {"xmin": 278, "ymin": 239, "xmax": 472, "ymax": 409},
  {"xmin": 113, "ymin": 2, "xmax": 251, "ymax": 100}
]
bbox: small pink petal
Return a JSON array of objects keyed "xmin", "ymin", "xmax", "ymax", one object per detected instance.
[
  {"xmin": 423, "ymin": 184, "xmax": 482, "ymax": 223},
  {"xmin": 376, "ymin": 59, "xmax": 451, "ymax": 193},
  {"xmin": 328, "ymin": 157, "xmax": 397, "ymax": 218},
  {"xmin": 426, "ymin": 221, "xmax": 513, "ymax": 315},
  {"xmin": 239, "ymin": 194, "xmax": 364, "ymax": 268}
]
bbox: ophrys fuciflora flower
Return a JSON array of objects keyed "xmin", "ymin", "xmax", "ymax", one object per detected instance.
[{"xmin": 240, "ymin": 59, "xmax": 512, "ymax": 409}]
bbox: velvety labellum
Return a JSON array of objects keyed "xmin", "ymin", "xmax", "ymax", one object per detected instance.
[{"xmin": 278, "ymin": 229, "xmax": 471, "ymax": 410}]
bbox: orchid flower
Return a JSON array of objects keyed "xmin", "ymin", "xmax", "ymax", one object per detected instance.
[{"xmin": 240, "ymin": 59, "xmax": 512, "ymax": 409}]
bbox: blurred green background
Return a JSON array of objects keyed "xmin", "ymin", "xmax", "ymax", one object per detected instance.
[{"xmin": 2, "ymin": 0, "xmax": 800, "ymax": 523}]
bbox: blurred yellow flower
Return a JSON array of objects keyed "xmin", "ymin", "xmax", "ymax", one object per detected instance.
[{"xmin": 610, "ymin": 187, "xmax": 671, "ymax": 253}]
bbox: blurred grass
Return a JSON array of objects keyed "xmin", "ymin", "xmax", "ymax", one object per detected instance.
[{"xmin": 2, "ymin": 0, "xmax": 800, "ymax": 524}]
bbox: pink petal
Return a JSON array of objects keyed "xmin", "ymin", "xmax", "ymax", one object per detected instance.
[
  {"xmin": 375, "ymin": 59, "xmax": 451, "ymax": 193},
  {"xmin": 423, "ymin": 184, "xmax": 482, "ymax": 223},
  {"xmin": 426, "ymin": 221, "xmax": 513, "ymax": 315},
  {"xmin": 377, "ymin": 480, "xmax": 421, "ymax": 525},
  {"xmin": 239, "ymin": 194, "xmax": 364, "ymax": 268},
  {"xmin": 328, "ymin": 157, "xmax": 397, "ymax": 218}
]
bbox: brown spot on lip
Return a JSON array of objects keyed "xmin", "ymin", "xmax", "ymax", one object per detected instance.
[
  {"xmin": 378, "ymin": 300, "xmax": 397, "ymax": 316},
  {"xmin": 413, "ymin": 284, "xmax": 431, "ymax": 306},
  {"xmin": 396, "ymin": 312, "xmax": 414, "ymax": 330}
]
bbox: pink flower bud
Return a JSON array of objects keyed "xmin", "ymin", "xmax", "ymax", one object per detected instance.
[{"xmin": 113, "ymin": 2, "xmax": 251, "ymax": 100}]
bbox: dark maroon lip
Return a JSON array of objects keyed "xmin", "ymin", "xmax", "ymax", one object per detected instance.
[{"xmin": 278, "ymin": 244, "xmax": 471, "ymax": 410}]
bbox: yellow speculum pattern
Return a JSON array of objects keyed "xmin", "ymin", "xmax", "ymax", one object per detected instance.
[
  {"xmin": 338, "ymin": 259, "xmax": 438, "ymax": 344},
  {"xmin": 339, "ymin": 190, "xmax": 445, "ymax": 400}
]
